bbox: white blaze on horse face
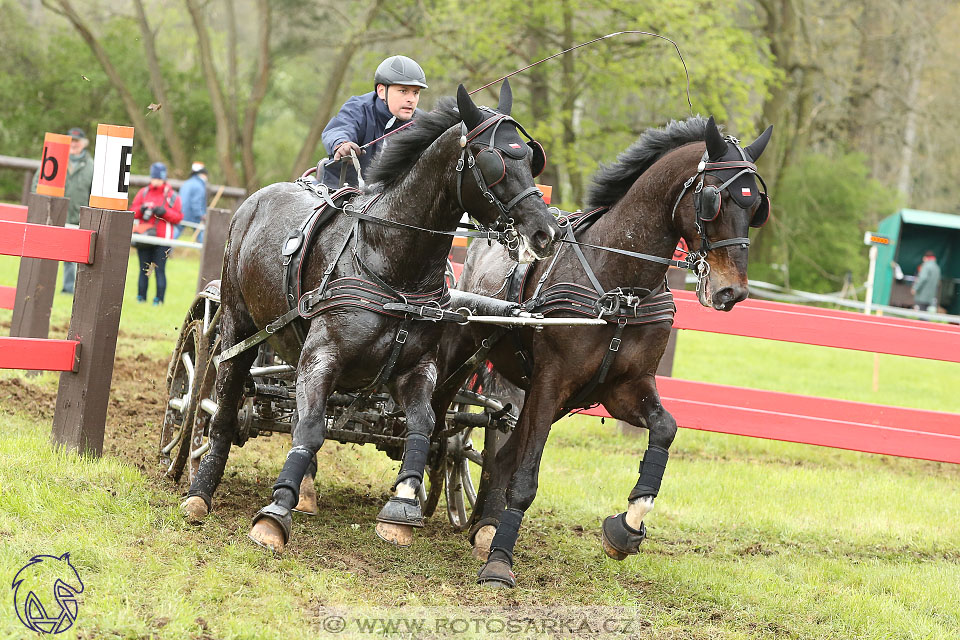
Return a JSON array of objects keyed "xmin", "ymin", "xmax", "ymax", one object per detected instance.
[
  {"xmin": 626, "ymin": 495, "xmax": 655, "ymax": 531},
  {"xmin": 396, "ymin": 478, "xmax": 418, "ymax": 499}
]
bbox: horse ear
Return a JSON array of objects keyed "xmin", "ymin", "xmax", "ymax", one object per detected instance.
[
  {"xmin": 497, "ymin": 78, "xmax": 513, "ymax": 115},
  {"xmin": 457, "ymin": 84, "xmax": 485, "ymax": 131},
  {"xmin": 705, "ymin": 116, "xmax": 727, "ymax": 160},
  {"xmin": 744, "ymin": 125, "xmax": 774, "ymax": 161}
]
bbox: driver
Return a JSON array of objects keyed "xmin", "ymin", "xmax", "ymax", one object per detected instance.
[{"xmin": 320, "ymin": 55, "xmax": 428, "ymax": 189}]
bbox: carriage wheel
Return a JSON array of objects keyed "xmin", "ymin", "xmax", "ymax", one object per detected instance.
[
  {"xmin": 418, "ymin": 422, "xmax": 484, "ymax": 531},
  {"xmin": 160, "ymin": 320, "xmax": 206, "ymax": 482},
  {"xmin": 185, "ymin": 335, "xmax": 221, "ymax": 484},
  {"xmin": 443, "ymin": 426, "xmax": 484, "ymax": 531}
]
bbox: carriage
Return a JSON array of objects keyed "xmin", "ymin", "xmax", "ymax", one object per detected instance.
[{"xmin": 159, "ymin": 270, "xmax": 525, "ymax": 531}]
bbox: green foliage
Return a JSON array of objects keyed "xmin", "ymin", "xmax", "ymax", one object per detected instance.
[{"xmin": 757, "ymin": 151, "xmax": 901, "ymax": 292}]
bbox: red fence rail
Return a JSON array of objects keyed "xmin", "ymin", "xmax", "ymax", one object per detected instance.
[
  {"xmin": 0, "ymin": 203, "xmax": 29, "ymax": 309},
  {"xmin": 0, "ymin": 196, "xmax": 134, "ymax": 455},
  {"xmin": 584, "ymin": 289, "xmax": 960, "ymax": 465}
]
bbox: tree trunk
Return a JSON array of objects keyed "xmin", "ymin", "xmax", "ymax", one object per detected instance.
[
  {"xmin": 185, "ymin": 0, "xmax": 240, "ymax": 186},
  {"xmin": 289, "ymin": 0, "xmax": 386, "ymax": 179},
  {"xmin": 240, "ymin": 0, "xmax": 272, "ymax": 193},
  {"xmin": 560, "ymin": 0, "xmax": 584, "ymax": 204},
  {"xmin": 132, "ymin": 0, "xmax": 187, "ymax": 175},
  {"xmin": 45, "ymin": 0, "xmax": 165, "ymax": 163},
  {"xmin": 526, "ymin": 11, "xmax": 559, "ymax": 193}
]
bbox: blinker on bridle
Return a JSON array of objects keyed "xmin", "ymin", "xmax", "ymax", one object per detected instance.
[
  {"xmin": 671, "ymin": 135, "xmax": 771, "ymax": 255},
  {"xmin": 456, "ymin": 110, "xmax": 547, "ymax": 251}
]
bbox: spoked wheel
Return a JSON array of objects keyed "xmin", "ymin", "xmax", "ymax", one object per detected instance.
[
  {"xmin": 444, "ymin": 427, "xmax": 484, "ymax": 530},
  {"xmin": 419, "ymin": 425, "xmax": 484, "ymax": 531},
  {"xmin": 160, "ymin": 321, "xmax": 206, "ymax": 482},
  {"xmin": 185, "ymin": 334, "xmax": 221, "ymax": 484}
]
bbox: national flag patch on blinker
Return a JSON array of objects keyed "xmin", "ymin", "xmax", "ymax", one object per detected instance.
[
  {"xmin": 741, "ymin": 187, "xmax": 752, "ymax": 197},
  {"xmin": 509, "ymin": 143, "xmax": 522, "ymax": 149}
]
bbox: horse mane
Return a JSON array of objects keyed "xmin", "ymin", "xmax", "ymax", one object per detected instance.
[
  {"xmin": 366, "ymin": 97, "xmax": 461, "ymax": 189},
  {"xmin": 586, "ymin": 115, "xmax": 713, "ymax": 209}
]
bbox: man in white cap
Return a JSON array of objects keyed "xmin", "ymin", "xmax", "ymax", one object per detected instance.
[{"xmin": 178, "ymin": 161, "xmax": 208, "ymax": 241}]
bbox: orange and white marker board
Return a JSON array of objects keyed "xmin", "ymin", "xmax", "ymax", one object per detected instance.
[
  {"xmin": 36, "ymin": 133, "xmax": 72, "ymax": 197},
  {"xmin": 89, "ymin": 124, "xmax": 134, "ymax": 210}
]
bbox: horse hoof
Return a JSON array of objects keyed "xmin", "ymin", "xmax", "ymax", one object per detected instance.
[
  {"xmin": 293, "ymin": 476, "xmax": 318, "ymax": 515},
  {"xmin": 375, "ymin": 521, "xmax": 414, "ymax": 547},
  {"xmin": 601, "ymin": 531, "xmax": 629, "ymax": 561},
  {"xmin": 600, "ymin": 512, "xmax": 645, "ymax": 561},
  {"xmin": 471, "ymin": 525, "xmax": 496, "ymax": 562},
  {"xmin": 476, "ymin": 558, "xmax": 516, "ymax": 589},
  {"xmin": 249, "ymin": 518, "xmax": 286, "ymax": 553},
  {"xmin": 180, "ymin": 496, "xmax": 208, "ymax": 523}
]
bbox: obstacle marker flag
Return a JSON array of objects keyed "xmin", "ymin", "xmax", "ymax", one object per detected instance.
[
  {"xmin": 536, "ymin": 184, "xmax": 552, "ymax": 205},
  {"xmin": 89, "ymin": 124, "xmax": 134, "ymax": 210},
  {"xmin": 36, "ymin": 133, "xmax": 72, "ymax": 197}
]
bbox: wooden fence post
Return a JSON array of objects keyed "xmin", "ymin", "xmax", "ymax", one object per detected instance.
[
  {"xmin": 196, "ymin": 207, "xmax": 231, "ymax": 293},
  {"xmin": 9, "ymin": 193, "xmax": 69, "ymax": 343},
  {"xmin": 619, "ymin": 266, "xmax": 686, "ymax": 437},
  {"xmin": 51, "ymin": 206, "xmax": 134, "ymax": 456}
]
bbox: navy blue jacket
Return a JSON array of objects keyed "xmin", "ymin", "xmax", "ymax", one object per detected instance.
[{"xmin": 320, "ymin": 91, "xmax": 421, "ymax": 189}]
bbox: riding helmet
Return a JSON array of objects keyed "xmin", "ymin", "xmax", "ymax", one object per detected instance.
[{"xmin": 374, "ymin": 55, "xmax": 428, "ymax": 89}]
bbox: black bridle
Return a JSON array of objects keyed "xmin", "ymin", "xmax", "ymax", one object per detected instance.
[
  {"xmin": 672, "ymin": 137, "xmax": 770, "ymax": 247},
  {"xmin": 456, "ymin": 111, "xmax": 546, "ymax": 252}
]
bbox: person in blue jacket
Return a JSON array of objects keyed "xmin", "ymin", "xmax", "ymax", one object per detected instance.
[
  {"xmin": 320, "ymin": 55, "xmax": 428, "ymax": 189},
  {"xmin": 178, "ymin": 162, "xmax": 208, "ymax": 241}
]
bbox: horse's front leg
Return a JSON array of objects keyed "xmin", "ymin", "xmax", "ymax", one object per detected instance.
[
  {"xmin": 374, "ymin": 357, "xmax": 439, "ymax": 547},
  {"xmin": 248, "ymin": 344, "xmax": 338, "ymax": 553},
  {"xmin": 476, "ymin": 376, "xmax": 561, "ymax": 588},
  {"xmin": 599, "ymin": 374, "xmax": 677, "ymax": 560}
]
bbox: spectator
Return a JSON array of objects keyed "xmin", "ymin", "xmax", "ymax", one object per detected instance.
[
  {"xmin": 30, "ymin": 127, "xmax": 94, "ymax": 294},
  {"xmin": 178, "ymin": 162, "xmax": 208, "ymax": 241},
  {"xmin": 911, "ymin": 250, "xmax": 941, "ymax": 313},
  {"xmin": 130, "ymin": 162, "xmax": 183, "ymax": 305},
  {"xmin": 319, "ymin": 55, "xmax": 428, "ymax": 189}
]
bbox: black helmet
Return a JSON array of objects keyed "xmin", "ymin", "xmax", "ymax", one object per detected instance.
[{"xmin": 374, "ymin": 55, "xmax": 428, "ymax": 89}]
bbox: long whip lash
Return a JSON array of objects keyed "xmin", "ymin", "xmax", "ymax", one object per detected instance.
[{"xmin": 361, "ymin": 30, "xmax": 694, "ymax": 150}]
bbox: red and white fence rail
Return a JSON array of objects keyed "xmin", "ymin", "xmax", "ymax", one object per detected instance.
[
  {"xmin": 584, "ymin": 289, "xmax": 960, "ymax": 464},
  {"xmin": 0, "ymin": 194, "xmax": 134, "ymax": 455},
  {"xmin": 0, "ymin": 203, "xmax": 29, "ymax": 309}
]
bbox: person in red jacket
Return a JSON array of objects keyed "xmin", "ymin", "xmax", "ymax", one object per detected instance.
[{"xmin": 130, "ymin": 162, "xmax": 183, "ymax": 305}]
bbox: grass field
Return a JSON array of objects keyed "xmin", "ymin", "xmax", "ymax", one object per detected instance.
[{"xmin": 1, "ymin": 251, "xmax": 958, "ymax": 639}]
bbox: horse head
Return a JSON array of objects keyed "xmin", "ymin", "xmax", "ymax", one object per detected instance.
[
  {"xmin": 679, "ymin": 116, "xmax": 773, "ymax": 311},
  {"xmin": 456, "ymin": 80, "xmax": 558, "ymax": 263}
]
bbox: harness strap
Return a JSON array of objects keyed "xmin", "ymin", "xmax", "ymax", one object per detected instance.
[
  {"xmin": 434, "ymin": 327, "xmax": 509, "ymax": 400},
  {"xmin": 362, "ymin": 318, "xmax": 413, "ymax": 392},
  {"xmin": 217, "ymin": 304, "xmax": 302, "ymax": 365},
  {"xmin": 564, "ymin": 319, "xmax": 626, "ymax": 410},
  {"xmin": 566, "ymin": 224, "xmax": 606, "ymax": 295},
  {"xmin": 558, "ymin": 236, "xmax": 694, "ymax": 269},
  {"xmin": 343, "ymin": 209, "xmax": 506, "ymax": 241}
]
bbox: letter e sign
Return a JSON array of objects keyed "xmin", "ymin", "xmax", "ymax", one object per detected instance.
[{"xmin": 89, "ymin": 124, "xmax": 135, "ymax": 210}]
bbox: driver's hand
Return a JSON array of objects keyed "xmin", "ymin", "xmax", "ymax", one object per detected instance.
[{"xmin": 333, "ymin": 141, "xmax": 363, "ymax": 161}]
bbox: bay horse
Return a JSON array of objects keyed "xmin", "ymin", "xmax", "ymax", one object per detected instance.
[
  {"xmin": 433, "ymin": 115, "xmax": 772, "ymax": 587},
  {"xmin": 179, "ymin": 81, "xmax": 560, "ymax": 553}
]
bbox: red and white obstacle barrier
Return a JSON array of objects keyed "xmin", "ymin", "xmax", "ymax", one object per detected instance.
[{"xmin": 584, "ymin": 290, "xmax": 960, "ymax": 464}]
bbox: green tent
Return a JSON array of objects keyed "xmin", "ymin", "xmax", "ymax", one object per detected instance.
[{"xmin": 872, "ymin": 209, "xmax": 960, "ymax": 314}]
